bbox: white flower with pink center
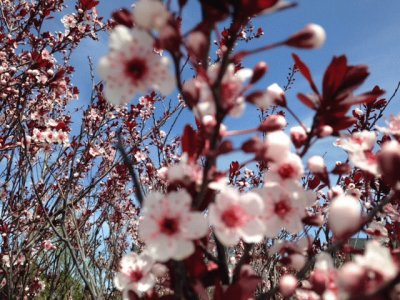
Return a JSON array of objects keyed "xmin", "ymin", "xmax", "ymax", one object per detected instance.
[
  {"xmin": 139, "ymin": 190, "xmax": 208, "ymax": 262},
  {"xmin": 189, "ymin": 63, "xmax": 252, "ymax": 123},
  {"xmin": 132, "ymin": 0, "xmax": 170, "ymax": 31},
  {"xmin": 208, "ymin": 188, "xmax": 265, "ymax": 246},
  {"xmin": 98, "ymin": 26, "xmax": 175, "ymax": 105},
  {"xmin": 61, "ymin": 14, "xmax": 77, "ymax": 29},
  {"xmin": 114, "ymin": 252, "xmax": 156, "ymax": 297},
  {"xmin": 264, "ymin": 152, "xmax": 304, "ymax": 183},
  {"xmin": 44, "ymin": 129, "xmax": 58, "ymax": 144},
  {"xmin": 32, "ymin": 128, "xmax": 45, "ymax": 143},
  {"xmin": 56, "ymin": 130, "xmax": 69, "ymax": 145},
  {"xmin": 335, "ymin": 130, "xmax": 378, "ymax": 175},
  {"xmin": 257, "ymin": 182, "xmax": 315, "ymax": 237}
]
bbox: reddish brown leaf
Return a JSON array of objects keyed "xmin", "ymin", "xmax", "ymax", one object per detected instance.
[
  {"xmin": 181, "ymin": 125, "xmax": 198, "ymax": 161},
  {"xmin": 292, "ymin": 53, "xmax": 319, "ymax": 94}
]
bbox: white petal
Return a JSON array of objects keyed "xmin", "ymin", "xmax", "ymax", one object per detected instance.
[
  {"xmin": 241, "ymin": 219, "xmax": 265, "ymax": 243},
  {"xmin": 109, "ymin": 25, "xmax": 133, "ymax": 51},
  {"xmin": 136, "ymin": 274, "xmax": 156, "ymax": 292},
  {"xmin": 172, "ymin": 239, "xmax": 195, "ymax": 260},
  {"xmin": 214, "ymin": 228, "xmax": 240, "ymax": 247},
  {"xmin": 183, "ymin": 212, "xmax": 208, "ymax": 239},
  {"xmin": 241, "ymin": 192, "xmax": 264, "ymax": 216},
  {"xmin": 138, "ymin": 217, "xmax": 159, "ymax": 242}
]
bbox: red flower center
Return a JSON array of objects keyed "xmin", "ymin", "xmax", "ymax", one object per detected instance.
[
  {"xmin": 160, "ymin": 217, "xmax": 179, "ymax": 235},
  {"xmin": 129, "ymin": 269, "xmax": 143, "ymax": 283},
  {"xmin": 126, "ymin": 58, "xmax": 147, "ymax": 82},
  {"xmin": 221, "ymin": 205, "xmax": 247, "ymax": 228},
  {"xmin": 274, "ymin": 199, "xmax": 292, "ymax": 218},
  {"xmin": 278, "ymin": 163, "xmax": 297, "ymax": 179}
]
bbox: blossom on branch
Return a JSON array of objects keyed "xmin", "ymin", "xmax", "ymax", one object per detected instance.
[
  {"xmin": 138, "ymin": 190, "xmax": 208, "ymax": 262},
  {"xmin": 98, "ymin": 26, "xmax": 175, "ymax": 105}
]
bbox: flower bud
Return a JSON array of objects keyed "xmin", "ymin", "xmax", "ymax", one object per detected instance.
[
  {"xmin": 290, "ymin": 126, "xmax": 307, "ymax": 148},
  {"xmin": 328, "ymin": 195, "xmax": 361, "ymax": 237},
  {"xmin": 250, "ymin": 61, "xmax": 268, "ymax": 84},
  {"xmin": 249, "ymin": 83, "xmax": 285, "ymax": 110},
  {"xmin": 259, "ymin": 114, "xmax": 287, "ymax": 132},
  {"xmin": 378, "ymin": 140, "xmax": 400, "ymax": 189},
  {"xmin": 279, "ymin": 274, "xmax": 298, "ymax": 297},
  {"xmin": 308, "ymin": 156, "xmax": 325, "ymax": 174},
  {"xmin": 286, "ymin": 23, "xmax": 326, "ymax": 49}
]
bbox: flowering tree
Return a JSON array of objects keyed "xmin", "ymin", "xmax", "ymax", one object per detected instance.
[{"xmin": 1, "ymin": 0, "xmax": 400, "ymax": 299}]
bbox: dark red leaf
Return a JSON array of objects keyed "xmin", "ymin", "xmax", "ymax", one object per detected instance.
[
  {"xmin": 240, "ymin": 0, "xmax": 279, "ymax": 16},
  {"xmin": 292, "ymin": 53, "xmax": 319, "ymax": 94},
  {"xmin": 297, "ymin": 93, "xmax": 318, "ymax": 109},
  {"xmin": 80, "ymin": 0, "xmax": 99, "ymax": 10},
  {"xmin": 322, "ymin": 55, "xmax": 348, "ymax": 101},
  {"xmin": 181, "ymin": 125, "xmax": 198, "ymax": 161}
]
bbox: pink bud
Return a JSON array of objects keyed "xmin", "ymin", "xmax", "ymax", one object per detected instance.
[
  {"xmin": 250, "ymin": 61, "xmax": 268, "ymax": 84},
  {"xmin": 251, "ymin": 83, "xmax": 286, "ymax": 110},
  {"xmin": 259, "ymin": 114, "xmax": 287, "ymax": 132},
  {"xmin": 290, "ymin": 126, "xmax": 307, "ymax": 148},
  {"xmin": 308, "ymin": 156, "xmax": 325, "ymax": 174},
  {"xmin": 328, "ymin": 195, "xmax": 361, "ymax": 237},
  {"xmin": 317, "ymin": 125, "xmax": 333, "ymax": 137},
  {"xmin": 286, "ymin": 23, "xmax": 326, "ymax": 49},
  {"xmin": 279, "ymin": 274, "xmax": 298, "ymax": 297}
]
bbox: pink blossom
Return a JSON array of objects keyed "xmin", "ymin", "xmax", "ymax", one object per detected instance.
[
  {"xmin": 335, "ymin": 130, "xmax": 378, "ymax": 175},
  {"xmin": 44, "ymin": 129, "xmax": 58, "ymax": 144},
  {"xmin": 98, "ymin": 26, "xmax": 175, "ymax": 105},
  {"xmin": 32, "ymin": 128, "xmax": 45, "ymax": 143},
  {"xmin": 209, "ymin": 188, "xmax": 265, "ymax": 246},
  {"xmin": 114, "ymin": 252, "xmax": 156, "ymax": 297},
  {"xmin": 257, "ymin": 181, "xmax": 315, "ymax": 237},
  {"xmin": 376, "ymin": 113, "xmax": 400, "ymax": 136},
  {"xmin": 61, "ymin": 14, "xmax": 77, "ymax": 29},
  {"xmin": 265, "ymin": 152, "xmax": 304, "ymax": 183},
  {"xmin": 139, "ymin": 190, "xmax": 208, "ymax": 261},
  {"xmin": 188, "ymin": 63, "xmax": 252, "ymax": 123}
]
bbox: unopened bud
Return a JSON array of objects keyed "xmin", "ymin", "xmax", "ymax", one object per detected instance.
[
  {"xmin": 250, "ymin": 61, "xmax": 268, "ymax": 84},
  {"xmin": 259, "ymin": 115, "xmax": 287, "ymax": 132},
  {"xmin": 279, "ymin": 274, "xmax": 298, "ymax": 297},
  {"xmin": 290, "ymin": 126, "xmax": 307, "ymax": 148},
  {"xmin": 308, "ymin": 155, "xmax": 325, "ymax": 174},
  {"xmin": 286, "ymin": 23, "xmax": 326, "ymax": 49}
]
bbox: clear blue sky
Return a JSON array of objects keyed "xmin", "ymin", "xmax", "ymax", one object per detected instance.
[{"xmin": 68, "ymin": 0, "xmax": 400, "ymax": 167}]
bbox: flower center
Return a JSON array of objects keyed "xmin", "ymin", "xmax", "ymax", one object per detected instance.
[
  {"xmin": 278, "ymin": 163, "xmax": 296, "ymax": 179},
  {"xmin": 126, "ymin": 58, "xmax": 147, "ymax": 82},
  {"xmin": 159, "ymin": 217, "xmax": 179, "ymax": 235},
  {"xmin": 274, "ymin": 199, "xmax": 292, "ymax": 218},
  {"xmin": 221, "ymin": 205, "xmax": 247, "ymax": 228},
  {"xmin": 128, "ymin": 269, "xmax": 143, "ymax": 283}
]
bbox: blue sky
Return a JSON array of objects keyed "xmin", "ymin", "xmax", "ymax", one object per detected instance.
[{"xmin": 68, "ymin": 0, "xmax": 400, "ymax": 168}]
